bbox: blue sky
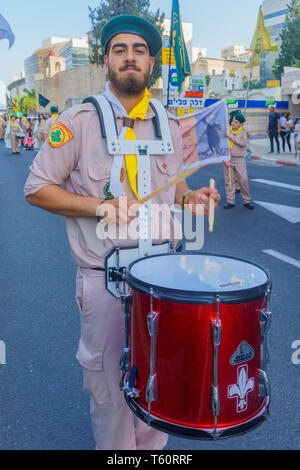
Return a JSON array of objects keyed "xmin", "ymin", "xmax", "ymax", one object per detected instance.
[{"xmin": 0, "ymin": 0, "xmax": 261, "ymax": 87}]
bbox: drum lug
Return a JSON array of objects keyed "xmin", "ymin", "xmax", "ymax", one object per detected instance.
[
  {"xmin": 211, "ymin": 386, "xmax": 220, "ymax": 417},
  {"xmin": 147, "ymin": 311, "xmax": 159, "ymax": 338},
  {"xmin": 146, "ymin": 289, "xmax": 159, "ymax": 419},
  {"xmin": 259, "ymin": 308, "xmax": 271, "ymax": 409},
  {"xmin": 119, "ymin": 294, "xmax": 131, "ymax": 391},
  {"xmin": 146, "ymin": 374, "xmax": 158, "ymax": 405},
  {"xmin": 258, "ymin": 369, "xmax": 271, "ymax": 408},
  {"xmin": 123, "ymin": 365, "xmax": 140, "ymax": 399},
  {"xmin": 260, "ymin": 309, "xmax": 272, "ymax": 336},
  {"xmin": 211, "ymin": 320, "xmax": 222, "ymax": 347}
]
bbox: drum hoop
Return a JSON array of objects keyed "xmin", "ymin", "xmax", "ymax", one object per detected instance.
[
  {"xmin": 126, "ymin": 251, "xmax": 271, "ymax": 305},
  {"xmin": 124, "ymin": 392, "xmax": 268, "ymax": 440}
]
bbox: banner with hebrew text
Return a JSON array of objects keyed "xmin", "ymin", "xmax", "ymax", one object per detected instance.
[{"xmin": 177, "ymin": 100, "xmax": 230, "ymax": 168}]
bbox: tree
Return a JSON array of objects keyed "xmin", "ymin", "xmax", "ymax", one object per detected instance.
[
  {"xmin": 88, "ymin": 0, "xmax": 165, "ymax": 88},
  {"xmin": 242, "ymin": 77, "xmax": 263, "ymax": 90},
  {"xmin": 273, "ymin": 0, "xmax": 300, "ymax": 75},
  {"xmin": 13, "ymin": 89, "xmax": 37, "ymax": 114}
]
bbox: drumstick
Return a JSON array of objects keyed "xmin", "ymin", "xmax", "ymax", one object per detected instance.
[
  {"xmin": 139, "ymin": 162, "xmax": 205, "ymax": 205},
  {"xmin": 209, "ymin": 178, "xmax": 215, "ymax": 233}
]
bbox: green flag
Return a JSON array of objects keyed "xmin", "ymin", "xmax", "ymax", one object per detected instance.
[{"xmin": 170, "ymin": 0, "xmax": 191, "ymax": 93}]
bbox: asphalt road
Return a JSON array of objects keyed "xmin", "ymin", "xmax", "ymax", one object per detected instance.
[{"xmin": 0, "ymin": 141, "xmax": 299, "ymax": 450}]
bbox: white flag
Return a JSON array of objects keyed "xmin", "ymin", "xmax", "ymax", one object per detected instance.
[{"xmin": 0, "ymin": 14, "xmax": 15, "ymax": 48}]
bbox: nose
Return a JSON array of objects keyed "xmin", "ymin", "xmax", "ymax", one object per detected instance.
[{"xmin": 125, "ymin": 46, "xmax": 136, "ymax": 62}]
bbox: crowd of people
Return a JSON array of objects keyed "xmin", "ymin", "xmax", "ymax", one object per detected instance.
[
  {"xmin": 0, "ymin": 106, "xmax": 59, "ymax": 154},
  {"xmin": 267, "ymin": 105, "xmax": 300, "ymax": 157}
]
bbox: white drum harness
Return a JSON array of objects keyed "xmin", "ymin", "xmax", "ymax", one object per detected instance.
[{"xmin": 83, "ymin": 94, "xmax": 176, "ymax": 298}]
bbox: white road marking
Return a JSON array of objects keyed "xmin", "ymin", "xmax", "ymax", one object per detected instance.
[
  {"xmin": 251, "ymin": 179, "xmax": 300, "ymax": 192},
  {"xmin": 263, "ymin": 250, "xmax": 300, "ymax": 269},
  {"xmin": 254, "ymin": 200, "xmax": 300, "ymax": 223}
]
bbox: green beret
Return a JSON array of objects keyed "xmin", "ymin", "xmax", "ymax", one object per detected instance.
[
  {"xmin": 50, "ymin": 106, "xmax": 58, "ymax": 113},
  {"xmin": 230, "ymin": 110, "xmax": 246, "ymax": 123},
  {"xmin": 101, "ymin": 14, "xmax": 162, "ymax": 57}
]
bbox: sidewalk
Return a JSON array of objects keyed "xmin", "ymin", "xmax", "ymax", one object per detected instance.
[{"xmin": 249, "ymin": 137, "xmax": 300, "ymax": 167}]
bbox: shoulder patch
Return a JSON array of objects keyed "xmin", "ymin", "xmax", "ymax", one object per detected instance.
[{"xmin": 48, "ymin": 122, "xmax": 73, "ymax": 148}]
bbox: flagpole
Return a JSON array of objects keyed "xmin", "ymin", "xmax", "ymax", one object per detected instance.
[
  {"xmin": 166, "ymin": 9, "xmax": 174, "ymax": 110},
  {"xmin": 244, "ymin": 50, "xmax": 255, "ymax": 119}
]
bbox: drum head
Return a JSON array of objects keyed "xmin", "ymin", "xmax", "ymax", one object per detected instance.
[{"xmin": 127, "ymin": 253, "xmax": 270, "ymax": 304}]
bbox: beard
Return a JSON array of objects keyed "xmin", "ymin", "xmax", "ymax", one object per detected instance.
[{"xmin": 108, "ymin": 63, "xmax": 151, "ymax": 96}]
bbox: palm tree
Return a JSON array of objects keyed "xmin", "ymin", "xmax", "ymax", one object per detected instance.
[{"xmin": 13, "ymin": 89, "xmax": 37, "ymax": 114}]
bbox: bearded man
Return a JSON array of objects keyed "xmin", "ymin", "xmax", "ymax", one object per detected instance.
[{"xmin": 24, "ymin": 15, "xmax": 220, "ymax": 450}]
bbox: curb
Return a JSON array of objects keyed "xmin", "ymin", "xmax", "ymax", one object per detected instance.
[{"xmin": 251, "ymin": 155, "xmax": 300, "ymax": 167}]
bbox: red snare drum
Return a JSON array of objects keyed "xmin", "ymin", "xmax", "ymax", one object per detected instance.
[{"xmin": 122, "ymin": 253, "xmax": 272, "ymax": 439}]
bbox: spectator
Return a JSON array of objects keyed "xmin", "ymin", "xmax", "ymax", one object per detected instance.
[
  {"xmin": 294, "ymin": 118, "xmax": 300, "ymax": 152},
  {"xmin": 267, "ymin": 105, "xmax": 280, "ymax": 154},
  {"xmin": 285, "ymin": 113, "xmax": 293, "ymax": 153},
  {"xmin": 280, "ymin": 112, "xmax": 287, "ymax": 153}
]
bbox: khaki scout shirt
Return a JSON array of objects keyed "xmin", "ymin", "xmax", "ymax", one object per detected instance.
[
  {"xmin": 24, "ymin": 102, "xmax": 184, "ymax": 268},
  {"xmin": 228, "ymin": 128, "xmax": 248, "ymax": 157}
]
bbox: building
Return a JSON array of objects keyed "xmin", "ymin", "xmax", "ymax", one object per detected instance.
[
  {"xmin": 281, "ymin": 66, "xmax": 300, "ymax": 116},
  {"xmin": 192, "ymin": 47, "xmax": 207, "ymax": 62},
  {"xmin": 7, "ymin": 76, "xmax": 26, "ymax": 98},
  {"xmin": 58, "ymin": 37, "xmax": 89, "ymax": 70},
  {"xmin": 24, "ymin": 36, "xmax": 89, "ymax": 92},
  {"xmin": 260, "ymin": 0, "xmax": 289, "ymax": 86},
  {"xmin": 163, "ymin": 18, "xmax": 193, "ymax": 63},
  {"xmin": 209, "ymin": 70, "xmax": 244, "ymax": 95},
  {"xmin": 192, "ymin": 56, "xmax": 260, "ymax": 82},
  {"xmin": 0, "ymin": 81, "xmax": 6, "ymax": 112},
  {"xmin": 221, "ymin": 45, "xmax": 248, "ymax": 60}
]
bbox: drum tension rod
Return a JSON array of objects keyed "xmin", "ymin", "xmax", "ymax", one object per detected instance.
[
  {"xmin": 146, "ymin": 288, "xmax": 159, "ymax": 422},
  {"xmin": 211, "ymin": 295, "xmax": 222, "ymax": 439}
]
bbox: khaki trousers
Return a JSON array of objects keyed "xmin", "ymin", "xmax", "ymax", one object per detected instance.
[
  {"xmin": 224, "ymin": 156, "xmax": 251, "ymax": 205},
  {"xmin": 75, "ymin": 267, "xmax": 169, "ymax": 450},
  {"xmin": 10, "ymin": 131, "xmax": 19, "ymax": 153}
]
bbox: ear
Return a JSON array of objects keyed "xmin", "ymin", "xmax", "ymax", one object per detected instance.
[
  {"xmin": 149, "ymin": 57, "xmax": 155, "ymax": 75},
  {"xmin": 104, "ymin": 55, "xmax": 109, "ymax": 71}
]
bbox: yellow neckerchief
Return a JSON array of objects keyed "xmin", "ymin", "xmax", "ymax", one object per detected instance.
[
  {"xmin": 229, "ymin": 125, "xmax": 243, "ymax": 149},
  {"xmin": 51, "ymin": 113, "xmax": 59, "ymax": 120},
  {"xmin": 11, "ymin": 120, "xmax": 18, "ymax": 130},
  {"xmin": 124, "ymin": 89, "xmax": 151, "ymax": 200}
]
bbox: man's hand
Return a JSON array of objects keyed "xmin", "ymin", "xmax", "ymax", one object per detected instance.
[
  {"xmin": 100, "ymin": 196, "xmax": 140, "ymax": 225},
  {"xmin": 186, "ymin": 187, "xmax": 221, "ymax": 216}
]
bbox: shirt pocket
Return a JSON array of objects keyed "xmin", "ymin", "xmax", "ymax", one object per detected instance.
[
  {"xmin": 76, "ymin": 339, "xmax": 112, "ymax": 405},
  {"xmin": 87, "ymin": 160, "xmax": 113, "ymax": 198},
  {"xmin": 155, "ymin": 157, "xmax": 178, "ymax": 177}
]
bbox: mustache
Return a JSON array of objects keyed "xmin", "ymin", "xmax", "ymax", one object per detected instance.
[{"xmin": 119, "ymin": 63, "xmax": 141, "ymax": 72}]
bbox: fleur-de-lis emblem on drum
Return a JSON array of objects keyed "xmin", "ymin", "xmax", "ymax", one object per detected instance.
[{"xmin": 228, "ymin": 365, "xmax": 254, "ymax": 412}]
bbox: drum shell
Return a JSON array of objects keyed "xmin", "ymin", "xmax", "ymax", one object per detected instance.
[{"xmin": 128, "ymin": 290, "xmax": 267, "ymax": 431}]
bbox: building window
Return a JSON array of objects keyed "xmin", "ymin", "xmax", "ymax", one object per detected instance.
[{"xmin": 55, "ymin": 62, "xmax": 61, "ymax": 73}]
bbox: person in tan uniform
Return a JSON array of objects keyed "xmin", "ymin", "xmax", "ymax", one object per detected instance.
[
  {"xmin": 7, "ymin": 115, "xmax": 23, "ymax": 154},
  {"xmin": 224, "ymin": 111, "xmax": 254, "ymax": 210},
  {"xmin": 0, "ymin": 115, "xmax": 8, "ymax": 140},
  {"xmin": 21, "ymin": 114, "xmax": 31, "ymax": 136},
  {"xmin": 24, "ymin": 15, "xmax": 220, "ymax": 450},
  {"xmin": 41, "ymin": 107, "xmax": 59, "ymax": 142},
  {"xmin": 33, "ymin": 114, "xmax": 45, "ymax": 150}
]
